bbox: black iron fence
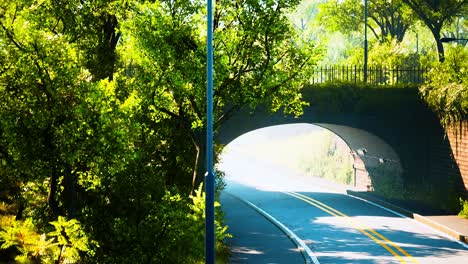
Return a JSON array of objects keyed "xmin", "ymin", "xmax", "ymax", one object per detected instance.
[{"xmin": 310, "ymin": 65, "xmax": 428, "ymax": 85}]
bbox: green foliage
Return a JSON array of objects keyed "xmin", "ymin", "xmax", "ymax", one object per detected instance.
[
  {"xmin": 303, "ymin": 82, "xmax": 420, "ymax": 118},
  {"xmin": 318, "ymin": 0, "xmax": 362, "ymax": 34},
  {"xmin": 116, "ymin": 0, "xmax": 321, "ymax": 191},
  {"xmin": 120, "ymin": 0, "xmax": 319, "ymax": 119},
  {"xmin": 0, "ymin": 219, "xmax": 42, "ymax": 253},
  {"xmin": 420, "ymin": 46, "xmax": 468, "ymax": 127},
  {"xmin": 458, "ymin": 198, "xmax": 468, "ymax": 219},
  {"xmin": 0, "ymin": 217, "xmax": 94, "ymax": 264},
  {"xmin": 318, "ymin": 0, "xmax": 414, "ymax": 43},
  {"xmin": 299, "ymin": 132, "xmax": 354, "ymax": 185},
  {"xmin": 352, "ymin": 40, "xmax": 421, "ymax": 68},
  {"xmin": 402, "ymin": 0, "xmax": 468, "ymax": 61},
  {"xmin": 189, "ymin": 184, "xmax": 231, "ymax": 243},
  {"xmin": 342, "ymin": 40, "xmax": 426, "ymax": 84},
  {"xmin": 1, "ymin": 0, "xmax": 315, "ymax": 262},
  {"xmin": 48, "ymin": 216, "xmax": 96, "ymax": 262},
  {"xmin": 292, "ymin": 0, "xmax": 465, "ymax": 65},
  {"xmin": 97, "ymin": 188, "xmax": 230, "ymax": 264}
]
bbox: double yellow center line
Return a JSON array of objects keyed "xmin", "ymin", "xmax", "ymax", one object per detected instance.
[{"xmin": 284, "ymin": 191, "xmax": 418, "ymax": 264}]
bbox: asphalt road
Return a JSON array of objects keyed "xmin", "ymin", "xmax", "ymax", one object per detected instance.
[{"xmin": 219, "ymin": 146, "xmax": 468, "ymax": 264}]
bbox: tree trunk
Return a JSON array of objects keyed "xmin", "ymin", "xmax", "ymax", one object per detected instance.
[
  {"xmin": 91, "ymin": 15, "xmax": 120, "ymax": 80},
  {"xmin": 434, "ymin": 31, "xmax": 445, "ymax": 62},
  {"xmin": 15, "ymin": 200, "xmax": 24, "ymax": 220},
  {"xmin": 45, "ymin": 125, "xmax": 60, "ymax": 216},
  {"xmin": 191, "ymin": 132, "xmax": 207, "ymax": 194},
  {"xmin": 48, "ymin": 167, "xmax": 60, "ymax": 216},
  {"xmin": 401, "ymin": 0, "xmax": 446, "ymax": 62},
  {"xmin": 63, "ymin": 165, "xmax": 76, "ymax": 218},
  {"xmin": 436, "ymin": 35, "xmax": 445, "ymax": 62}
]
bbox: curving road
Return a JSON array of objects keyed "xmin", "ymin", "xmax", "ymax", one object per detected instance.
[{"xmin": 220, "ymin": 146, "xmax": 468, "ymax": 264}]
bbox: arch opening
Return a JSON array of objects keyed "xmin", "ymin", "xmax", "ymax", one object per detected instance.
[{"xmin": 218, "ymin": 123, "xmax": 403, "ymax": 193}]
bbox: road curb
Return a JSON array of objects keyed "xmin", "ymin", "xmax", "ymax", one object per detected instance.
[
  {"xmin": 346, "ymin": 190, "xmax": 468, "ymax": 245},
  {"xmin": 225, "ymin": 192, "xmax": 320, "ymax": 264}
]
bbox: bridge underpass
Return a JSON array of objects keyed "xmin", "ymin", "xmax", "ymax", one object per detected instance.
[
  {"xmin": 220, "ymin": 123, "xmax": 403, "ymax": 193},
  {"xmin": 218, "ymin": 122, "xmax": 468, "ymax": 264},
  {"xmin": 216, "ymin": 86, "xmax": 466, "ymax": 212}
]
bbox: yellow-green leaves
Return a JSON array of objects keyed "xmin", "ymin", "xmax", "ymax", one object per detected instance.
[
  {"xmin": 48, "ymin": 216, "xmax": 95, "ymax": 258},
  {"xmin": 189, "ymin": 183, "xmax": 231, "ymax": 242},
  {"xmin": 420, "ymin": 46, "xmax": 468, "ymax": 127},
  {"xmin": 0, "ymin": 218, "xmax": 76, "ymax": 263},
  {"xmin": 120, "ymin": 90, "xmax": 141, "ymax": 113},
  {"xmin": 1, "ymin": 0, "xmax": 318, "ymax": 262}
]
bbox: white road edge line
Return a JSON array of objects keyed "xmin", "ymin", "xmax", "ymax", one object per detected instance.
[
  {"xmin": 346, "ymin": 193, "xmax": 468, "ymax": 250},
  {"xmin": 226, "ymin": 192, "xmax": 320, "ymax": 264}
]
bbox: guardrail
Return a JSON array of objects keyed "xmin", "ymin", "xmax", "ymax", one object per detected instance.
[{"xmin": 310, "ymin": 65, "xmax": 428, "ymax": 85}]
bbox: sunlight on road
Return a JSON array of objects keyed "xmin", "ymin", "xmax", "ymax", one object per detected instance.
[
  {"xmin": 218, "ymin": 123, "xmax": 353, "ymax": 193},
  {"xmin": 220, "ymin": 126, "xmax": 468, "ymax": 264}
]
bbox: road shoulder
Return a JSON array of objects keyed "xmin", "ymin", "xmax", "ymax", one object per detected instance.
[
  {"xmin": 220, "ymin": 192, "xmax": 308, "ymax": 264},
  {"xmin": 347, "ymin": 190, "xmax": 468, "ymax": 246}
]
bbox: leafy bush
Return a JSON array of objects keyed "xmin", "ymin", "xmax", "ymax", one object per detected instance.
[
  {"xmin": 189, "ymin": 184, "xmax": 231, "ymax": 242},
  {"xmin": 91, "ymin": 186, "xmax": 230, "ymax": 264},
  {"xmin": 459, "ymin": 198, "xmax": 468, "ymax": 219},
  {"xmin": 345, "ymin": 40, "xmax": 422, "ymax": 69},
  {"xmin": 420, "ymin": 46, "xmax": 468, "ymax": 127},
  {"xmin": 0, "ymin": 217, "xmax": 94, "ymax": 263},
  {"xmin": 49, "ymin": 216, "xmax": 97, "ymax": 262},
  {"xmin": 303, "ymin": 82, "xmax": 420, "ymax": 116}
]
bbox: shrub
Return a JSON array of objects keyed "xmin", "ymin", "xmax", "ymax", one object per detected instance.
[
  {"xmin": 92, "ymin": 186, "xmax": 230, "ymax": 264},
  {"xmin": 459, "ymin": 198, "xmax": 468, "ymax": 219},
  {"xmin": 420, "ymin": 46, "xmax": 468, "ymax": 127},
  {"xmin": 0, "ymin": 216, "xmax": 94, "ymax": 263}
]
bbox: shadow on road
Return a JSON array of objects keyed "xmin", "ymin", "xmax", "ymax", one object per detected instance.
[{"xmin": 222, "ymin": 180, "xmax": 468, "ymax": 263}]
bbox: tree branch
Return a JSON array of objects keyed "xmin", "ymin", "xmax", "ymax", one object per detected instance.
[
  {"xmin": 0, "ymin": 22, "xmax": 26, "ymax": 52},
  {"xmin": 214, "ymin": 104, "xmax": 241, "ymax": 129},
  {"xmin": 188, "ymin": 95, "xmax": 202, "ymax": 121}
]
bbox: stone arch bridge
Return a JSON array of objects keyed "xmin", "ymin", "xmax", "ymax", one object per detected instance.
[{"xmin": 216, "ymin": 86, "xmax": 466, "ymax": 209}]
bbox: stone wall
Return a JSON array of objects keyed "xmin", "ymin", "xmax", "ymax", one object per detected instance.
[{"xmin": 447, "ymin": 120, "xmax": 468, "ymax": 197}]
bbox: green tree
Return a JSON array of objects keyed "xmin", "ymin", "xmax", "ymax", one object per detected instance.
[
  {"xmin": 402, "ymin": 0, "xmax": 468, "ymax": 61},
  {"xmin": 420, "ymin": 46, "xmax": 468, "ymax": 126},
  {"xmin": 0, "ymin": 0, "xmax": 168, "ymax": 261},
  {"xmin": 1, "ymin": 0, "xmax": 319, "ymax": 262},
  {"xmin": 318, "ymin": 0, "xmax": 415, "ymax": 43},
  {"xmin": 119, "ymin": 0, "xmax": 321, "ymax": 191},
  {"xmin": 288, "ymin": 0, "xmax": 324, "ymax": 32},
  {"xmin": 1, "ymin": 0, "xmax": 91, "ymax": 218},
  {"xmin": 0, "ymin": 0, "xmax": 142, "ymax": 218}
]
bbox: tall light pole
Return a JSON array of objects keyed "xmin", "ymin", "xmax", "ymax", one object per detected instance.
[
  {"xmin": 364, "ymin": 0, "xmax": 368, "ymax": 83},
  {"xmin": 205, "ymin": 0, "xmax": 215, "ymax": 263}
]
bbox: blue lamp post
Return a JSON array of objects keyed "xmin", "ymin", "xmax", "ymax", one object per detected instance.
[
  {"xmin": 364, "ymin": 0, "xmax": 368, "ymax": 83},
  {"xmin": 205, "ymin": 0, "xmax": 215, "ymax": 263}
]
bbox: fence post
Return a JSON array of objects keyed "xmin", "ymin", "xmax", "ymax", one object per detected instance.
[
  {"xmin": 346, "ymin": 64, "xmax": 349, "ymax": 82},
  {"xmin": 379, "ymin": 65, "xmax": 383, "ymax": 85},
  {"xmin": 354, "ymin": 65, "xmax": 357, "ymax": 84},
  {"xmin": 396, "ymin": 66, "xmax": 400, "ymax": 84},
  {"xmin": 320, "ymin": 65, "xmax": 323, "ymax": 83},
  {"xmin": 308, "ymin": 64, "xmax": 426, "ymax": 85},
  {"xmin": 330, "ymin": 65, "xmax": 333, "ymax": 82}
]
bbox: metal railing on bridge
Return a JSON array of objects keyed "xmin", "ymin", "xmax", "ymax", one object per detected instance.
[{"xmin": 310, "ymin": 65, "xmax": 428, "ymax": 85}]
